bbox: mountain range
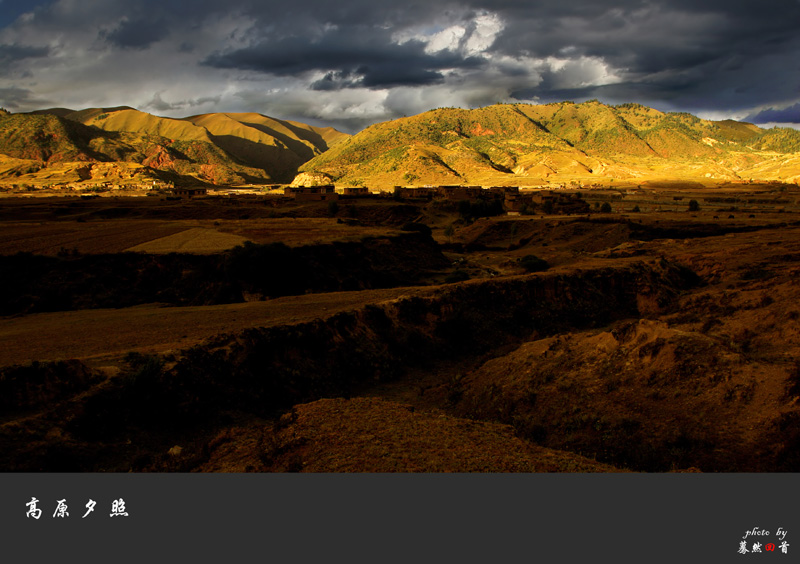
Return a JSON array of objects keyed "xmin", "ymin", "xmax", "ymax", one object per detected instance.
[
  {"xmin": 299, "ymin": 100, "xmax": 800, "ymax": 187},
  {"xmin": 1, "ymin": 100, "xmax": 799, "ymax": 189}
]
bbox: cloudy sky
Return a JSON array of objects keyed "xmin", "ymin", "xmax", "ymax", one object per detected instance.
[{"xmin": 1, "ymin": 0, "xmax": 799, "ymax": 132}]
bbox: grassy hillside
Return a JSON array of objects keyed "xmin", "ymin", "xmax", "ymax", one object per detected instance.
[
  {"xmin": 300, "ymin": 101, "xmax": 800, "ymax": 187},
  {"xmin": 0, "ymin": 113, "xmax": 122, "ymax": 162}
]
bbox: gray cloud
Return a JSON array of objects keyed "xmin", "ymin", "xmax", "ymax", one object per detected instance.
[
  {"xmin": 0, "ymin": 86, "xmax": 51, "ymax": 109},
  {"xmin": 143, "ymin": 92, "xmax": 223, "ymax": 112}
]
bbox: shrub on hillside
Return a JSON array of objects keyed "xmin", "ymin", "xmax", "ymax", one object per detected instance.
[
  {"xmin": 225, "ymin": 241, "xmax": 306, "ymax": 296},
  {"xmin": 445, "ymin": 269, "xmax": 470, "ymax": 283},
  {"xmin": 458, "ymin": 199, "xmax": 505, "ymax": 220},
  {"xmin": 519, "ymin": 254, "xmax": 549, "ymax": 273},
  {"xmin": 401, "ymin": 222, "xmax": 433, "ymax": 237}
]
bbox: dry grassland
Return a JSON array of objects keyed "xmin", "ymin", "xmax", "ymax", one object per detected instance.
[
  {"xmin": 125, "ymin": 227, "xmax": 250, "ymax": 253},
  {"xmin": 0, "ymin": 286, "xmax": 430, "ymax": 366},
  {"xmin": 213, "ymin": 217, "xmax": 405, "ymax": 246}
]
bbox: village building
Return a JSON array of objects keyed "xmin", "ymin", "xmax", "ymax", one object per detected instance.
[
  {"xmin": 387, "ymin": 183, "xmax": 587, "ymax": 214},
  {"xmin": 341, "ymin": 186, "xmax": 371, "ymax": 197},
  {"xmin": 170, "ymin": 187, "xmax": 208, "ymax": 198},
  {"xmin": 436, "ymin": 185, "xmax": 485, "ymax": 201},
  {"xmin": 504, "ymin": 192, "xmax": 534, "ymax": 212},
  {"xmin": 393, "ymin": 186, "xmax": 436, "ymax": 200},
  {"xmin": 284, "ymin": 185, "xmax": 338, "ymax": 202},
  {"xmin": 486, "ymin": 186, "xmax": 519, "ymax": 199},
  {"xmin": 505, "ymin": 190, "xmax": 590, "ymax": 214}
]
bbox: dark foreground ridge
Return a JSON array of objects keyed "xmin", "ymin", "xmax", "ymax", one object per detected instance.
[
  {"xmin": 1, "ymin": 258, "xmax": 695, "ymax": 471},
  {"xmin": 0, "ymin": 231, "xmax": 448, "ymax": 315}
]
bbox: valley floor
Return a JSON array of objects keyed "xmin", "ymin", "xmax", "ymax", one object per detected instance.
[{"xmin": 2, "ymin": 189, "xmax": 800, "ymax": 472}]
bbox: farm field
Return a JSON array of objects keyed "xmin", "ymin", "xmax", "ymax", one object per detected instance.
[
  {"xmin": 125, "ymin": 227, "xmax": 250, "ymax": 253},
  {"xmin": 0, "ymin": 220, "xmax": 190, "ymax": 255},
  {"xmin": 0, "ymin": 216, "xmax": 411, "ymax": 256}
]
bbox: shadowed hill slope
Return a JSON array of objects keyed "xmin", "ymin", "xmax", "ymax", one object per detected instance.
[{"xmin": 0, "ymin": 107, "xmax": 349, "ymax": 186}]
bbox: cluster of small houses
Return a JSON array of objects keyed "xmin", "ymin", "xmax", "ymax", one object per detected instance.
[
  {"xmin": 283, "ymin": 184, "xmax": 590, "ymax": 214},
  {"xmin": 5, "ymin": 180, "xmax": 176, "ymax": 192}
]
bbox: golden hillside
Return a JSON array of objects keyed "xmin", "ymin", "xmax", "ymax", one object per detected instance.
[
  {"xmin": 72, "ymin": 107, "xmax": 213, "ymax": 142},
  {"xmin": 300, "ymin": 101, "xmax": 800, "ymax": 187}
]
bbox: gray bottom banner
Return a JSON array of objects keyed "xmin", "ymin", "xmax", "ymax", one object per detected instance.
[{"xmin": 1, "ymin": 473, "xmax": 795, "ymax": 562}]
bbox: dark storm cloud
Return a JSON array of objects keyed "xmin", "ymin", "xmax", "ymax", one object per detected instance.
[
  {"xmin": 746, "ymin": 103, "xmax": 800, "ymax": 125},
  {"xmin": 101, "ymin": 18, "xmax": 171, "ymax": 49},
  {"xmin": 0, "ymin": 0, "xmax": 53, "ymax": 28},
  {"xmin": 0, "ymin": 43, "xmax": 49, "ymax": 58},
  {"xmin": 0, "ymin": 43, "xmax": 50, "ymax": 73},
  {"xmin": 488, "ymin": 1, "xmax": 800, "ymax": 107},
  {"xmin": 310, "ymin": 70, "xmax": 363, "ymax": 91},
  {"xmin": 2, "ymin": 0, "xmax": 800, "ymax": 130},
  {"xmin": 205, "ymin": 28, "xmax": 483, "ymax": 89},
  {"xmin": 476, "ymin": 0, "xmax": 800, "ymax": 59},
  {"xmin": 197, "ymin": 0, "xmax": 800, "ymax": 114}
]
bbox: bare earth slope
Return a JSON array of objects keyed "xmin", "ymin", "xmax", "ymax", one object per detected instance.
[{"xmin": 198, "ymin": 397, "xmax": 623, "ymax": 472}]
